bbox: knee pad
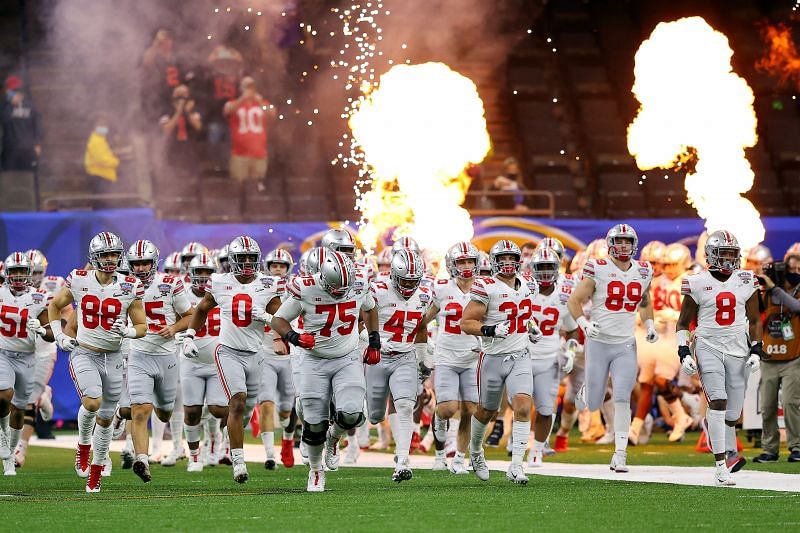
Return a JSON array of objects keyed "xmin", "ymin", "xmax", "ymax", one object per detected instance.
[
  {"xmin": 301, "ymin": 420, "xmax": 329, "ymax": 446},
  {"xmin": 394, "ymin": 399, "xmax": 415, "ymax": 417},
  {"xmin": 184, "ymin": 423, "xmax": 202, "ymax": 443},
  {"xmin": 335, "ymin": 410, "xmax": 365, "ymax": 431}
]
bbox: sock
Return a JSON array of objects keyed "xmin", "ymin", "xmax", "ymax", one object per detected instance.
[
  {"xmin": 394, "ymin": 399, "xmax": 414, "ymax": 464},
  {"xmin": 433, "ymin": 414, "xmax": 448, "ymax": 443},
  {"xmin": 7, "ymin": 427, "xmax": 21, "ymax": 454},
  {"xmin": 91, "ymin": 424, "xmax": 113, "ymax": 465},
  {"xmin": 668, "ymin": 398, "xmax": 688, "ymax": 419},
  {"xmin": 470, "ymin": 416, "xmax": 488, "ymax": 455},
  {"xmin": 435, "ymin": 448, "xmax": 445, "ymax": 458},
  {"xmin": 16, "ymin": 438, "xmax": 28, "ymax": 455},
  {"xmin": 184, "ymin": 423, "xmax": 202, "ymax": 445},
  {"xmin": 511, "ymin": 420, "xmax": 529, "ymax": 466},
  {"xmin": 706, "ymin": 409, "xmax": 726, "ymax": 455},
  {"xmin": 261, "ymin": 431, "xmax": 275, "ymax": 458},
  {"xmin": 613, "ymin": 401, "xmax": 631, "ymax": 454},
  {"xmin": 630, "ymin": 417, "xmax": 644, "ymax": 435},
  {"xmin": 150, "ymin": 413, "xmax": 165, "ymax": 455},
  {"xmin": 189, "ymin": 447, "xmax": 200, "ymax": 462},
  {"xmin": 78, "ymin": 406, "xmax": 96, "ymax": 445},
  {"xmin": 725, "ymin": 424, "xmax": 737, "ymax": 455},
  {"xmin": 559, "ymin": 409, "xmax": 577, "ymax": 435},
  {"xmin": 124, "ymin": 433, "xmax": 133, "ymax": 453},
  {"xmin": 346, "ymin": 433, "xmax": 358, "ymax": 449},
  {"xmin": 377, "ymin": 423, "xmax": 388, "ymax": 445},
  {"xmin": 307, "ymin": 443, "xmax": 323, "ymax": 470},
  {"xmin": 454, "ymin": 450, "xmax": 465, "ymax": 460},
  {"xmin": 170, "ymin": 412, "xmax": 184, "ymax": 450},
  {"xmin": 136, "ymin": 453, "xmax": 148, "ymax": 463},
  {"xmin": 280, "ymin": 417, "xmax": 294, "ymax": 440},
  {"xmin": 222, "ymin": 426, "xmax": 230, "ymax": 453},
  {"xmin": 602, "ymin": 399, "xmax": 615, "ymax": 436},
  {"xmin": 533, "ymin": 439, "xmax": 545, "ymax": 453},
  {"xmin": 231, "ymin": 447, "xmax": 245, "ymax": 465},
  {"xmin": 0, "ymin": 414, "xmax": 9, "ymax": 433},
  {"xmin": 357, "ymin": 422, "xmax": 370, "ymax": 447},
  {"xmin": 388, "ymin": 413, "xmax": 399, "ymax": 445},
  {"xmin": 328, "ymin": 422, "xmax": 347, "ymax": 444}
]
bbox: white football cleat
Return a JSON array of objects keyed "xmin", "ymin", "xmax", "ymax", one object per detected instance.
[
  {"xmin": 0, "ymin": 430, "xmax": 10, "ymax": 460},
  {"xmin": 102, "ymin": 456, "xmax": 113, "ymax": 477},
  {"xmin": 187, "ymin": 458, "xmax": 204, "ymax": 473},
  {"xmin": 714, "ymin": 465, "xmax": 736, "ymax": 487},
  {"xmin": 527, "ymin": 449, "xmax": 543, "ymax": 468},
  {"xmin": 343, "ymin": 442, "xmax": 360, "ymax": 465},
  {"xmin": 14, "ymin": 447, "xmax": 25, "ymax": 468},
  {"xmin": 307, "ymin": 469, "xmax": 326, "ymax": 492},
  {"xmin": 449, "ymin": 454, "xmax": 469, "ymax": 475},
  {"xmin": 595, "ymin": 432, "xmax": 615, "ymax": 445},
  {"xmin": 574, "ymin": 384, "xmax": 587, "ymax": 412},
  {"xmin": 470, "ymin": 451, "xmax": 490, "ymax": 481},
  {"xmin": 668, "ymin": 414, "xmax": 694, "ymax": 442},
  {"xmin": 506, "ymin": 463, "xmax": 529, "ymax": 484},
  {"xmin": 39, "ymin": 385, "xmax": 54, "ymax": 422},
  {"xmin": 324, "ymin": 439, "xmax": 339, "ymax": 471},
  {"xmin": 432, "ymin": 454, "xmax": 447, "ymax": 471},
  {"xmin": 3, "ymin": 457, "xmax": 16, "ymax": 476},
  {"xmin": 160, "ymin": 446, "xmax": 186, "ymax": 467},
  {"xmin": 75, "ymin": 444, "xmax": 91, "ymax": 478},
  {"xmin": 233, "ymin": 463, "xmax": 249, "ymax": 484},
  {"xmin": 610, "ymin": 452, "xmax": 629, "ymax": 473},
  {"xmin": 392, "ymin": 458, "xmax": 413, "ymax": 483}
]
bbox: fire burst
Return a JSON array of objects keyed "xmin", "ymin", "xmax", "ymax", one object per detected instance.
[
  {"xmin": 349, "ymin": 62, "xmax": 491, "ymax": 252},
  {"xmin": 756, "ymin": 23, "xmax": 800, "ymax": 87},
  {"xmin": 627, "ymin": 16, "xmax": 765, "ymax": 250}
]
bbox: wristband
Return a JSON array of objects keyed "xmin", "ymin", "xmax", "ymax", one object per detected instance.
[
  {"xmin": 576, "ymin": 316, "xmax": 589, "ymax": 330},
  {"xmin": 676, "ymin": 329, "xmax": 690, "ymax": 348},
  {"xmin": 480, "ymin": 325, "xmax": 496, "ymax": 337},
  {"xmin": 565, "ymin": 338, "xmax": 579, "ymax": 353},
  {"xmin": 368, "ymin": 331, "xmax": 381, "ymax": 350},
  {"xmin": 185, "ymin": 328, "xmax": 196, "ymax": 339}
]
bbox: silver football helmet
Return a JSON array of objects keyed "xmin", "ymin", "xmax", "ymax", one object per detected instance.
[
  {"xmin": 705, "ymin": 230, "xmax": 741, "ymax": 275},
  {"xmin": 391, "ymin": 236, "xmax": 421, "ymax": 254},
  {"xmin": 376, "ymin": 247, "xmax": 393, "ymax": 271},
  {"xmin": 606, "ymin": 223, "xmax": 638, "ymax": 261},
  {"xmin": 663, "ymin": 243, "xmax": 692, "ymax": 270},
  {"xmin": 477, "ymin": 252, "xmax": 492, "ymax": 276},
  {"xmin": 318, "ymin": 250, "xmax": 355, "ymax": 298},
  {"xmin": 25, "ymin": 249, "xmax": 47, "ymax": 287},
  {"xmin": 216, "ymin": 244, "xmax": 230, "ymax": 273},
  {"xmin": 445, "ymin": 241, "xmax": 479, "ymax": 279},
  {"xmin": 189, "ymin": 253, "xmax": 216, "ymax": 292},
  {"xmin": 89, "ymin": 231, "xmax": 124, "ymax": 273},
  {"xmin": 529, "ymin": 248, "xmax": 560, "ymax": 287},
  {"xmin": 4, "ymin": 251, "xmax": 32, "ymax": 290},
  {"xmin": 164, "ymin": 251, "xmax": 182, "ymax": 275},
  {"xmin": 228, "ymin": 236, "xmax": 261, "ymax": 276},
  {"xmin": 264, "ymin": 248, "xmax": 294, "ymax": 279},
  {"xmin": 321, "ymin": 228, "xmax": 357, "ymax": 258},
  {"xmin": 489, "ymin": 240, "xmax": 522, "ymax": 276},
  {"xmin": 390, "ymin": 249, "xmax": 425, "ymax": 298},
  {"xmin": 304, "ymin": 247, "xmax": 324, "ymax": 276},
  {"xmin": 126, "ymin": 239, "xmax": 160, "ymax": 284},
  {"xmin": 535, "ymin": 237, "xmax": 565, "ymax": 262},
  {"xmin": 746, "ymin": 244, "xmax": 772, "ymax": 265},
  {"xmin": 180, "ymin": 241, "xmax": 209, "ymax": 267}
]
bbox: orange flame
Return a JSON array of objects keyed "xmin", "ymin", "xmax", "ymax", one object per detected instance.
[{"xmin": 756, "ymin": 23, "xmax": 800, "ymax": 87}]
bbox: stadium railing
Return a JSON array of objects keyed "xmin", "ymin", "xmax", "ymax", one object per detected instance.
[{"xmin": 466, "ymin": 190, "xmax": 555, "ymax": 218}]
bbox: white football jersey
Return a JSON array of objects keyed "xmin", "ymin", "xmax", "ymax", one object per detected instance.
[
  {"xmin": 130, "ymin": 272, "xmax": 192, "ymax": 356},
  {"xmin": 210, "ymin": 272, "xmax": 285, "ymax": 353},
  {"xmin": 650, "ymin": 272, "xmax": 685, "ymax": 333},
  {"xmin": 682, "ymin": 269, "xmax": 758, "ymax": 357},
  {"xmin": 529, "ymin": 276, "xmax": 578, "ymax": 359},
  {"xmin": 276, "ymin": 269, "xmax": 375, "ymax": 359},
  {"xmin": 432, "ymin": 278, "xmax": 480, "ymax": 365},
  {"xmin": 185, "ymin": 290, "xmax": 220, "ymax": 365},
  {"xmin": 373, "ymin": 280, "xmax": 433, "ymax": 354},
  {"xmin": 582, "ymin": 258, "xmax": 653, "ymax": 344},
  {"xmin": 470, "ymin": 273, "xmax": 539, "ymax": 356},
  {"xmin": 41, "ymin": 275, "xmax": 66, "ymax": 295},
  {"xmin": 0, "ymin": 286, "xmax": 52, "ymax": 353},
  {"xmin": 66, "ymin": 269, "xmax": 144, "ymax": 352}
]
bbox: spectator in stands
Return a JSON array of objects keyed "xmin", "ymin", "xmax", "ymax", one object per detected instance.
[
  {"xmin": 521, "ymin": 241, "xmax": 536, "ymax": 262},
  {"xmin": 84, "ymin": 114, "xmax": 120, "ymax": 208},
  {"xmin": 464, "ymin": 164, "xmax": 497, "ymax": 211},
  {"xmin": 159, "ymin": 84, "xmax": 202, "ymax": 184},
  {"xmin": 224, "ymin": 76, "xmax": 273, "ymax": 191},
  {"xmin": 205, "ymin": 43, "xmax": 244, "ymax": 170},
  {"xmin": 1, "ymin": 75, "xmax": 42, "ymax": 172},
  {"xmin": 492, "ymin": 157, "xmax": 525, "ymax": 210},
  {"xmin": 142, "ymin": 28, "xmax": 182, "ymax": 124}
]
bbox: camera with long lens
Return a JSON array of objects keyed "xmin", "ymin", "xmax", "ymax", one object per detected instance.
[{"xmin": 761, "ymin": 262, "xmax": 786, "ymax": 288}]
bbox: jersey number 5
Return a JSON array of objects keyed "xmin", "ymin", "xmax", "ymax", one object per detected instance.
[{"xmin": 0, "ymin": 306, "xmax": 29, "ymax": 338}]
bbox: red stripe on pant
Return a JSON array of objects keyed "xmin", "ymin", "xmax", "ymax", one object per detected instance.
[
  {"xmin": 68, "ymin": 359, "xmax": 83, "ymax": 398},
  {"xmin": 476, "ymin": 351, "xmax": 485, "ymax": 401},
  {"xmin": 214, "ymin": 345, "xmax": 232, "ymax": 401}
]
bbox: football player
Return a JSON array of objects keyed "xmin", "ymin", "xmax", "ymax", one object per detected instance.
[
  {"xmin": 182, "ymin": 253, "xmax": 228, "ymax": 472},
  {"xmin": 424, "ymin": 242, "xmax": 481, "ymax": 474},
  {"xmin": 477, "ymin": 252, "xmax": 492, "ymax": 277},
  {"xmin": 376, "ymin": 248, "xmax": 393, "ymax": 273},
  {"xmin": 258, "ymin": 248, "xmax": 297, "ymax": 470},
  {"xmin": 631, "ymin": 243, "xmax": 694, "ymax": 445},
  {"xmin": 368, "ymin": 249, "xmax": 431, "ymax": 482},
  {"xmin": 526, "ymin": 248, "xmax": 579, "ymax": 467},
  {"xmin": 676, "ymin": 230, "xmax": 765, "ymax": 486},
  {"xmin": 640, "ymin": 240, "xmax": 667, "ymax": 278},
  {"xmin": 183, "ymin": 236, "xmax": 284, "ymax": 484},
  {"xmin": 271, "ymin": 251, "xmax": 380, "ymax": 492},
  {"xmin": 47, "ymin": 232, "xmax": 148, "ymax": 492},
  {"xmin": 126, "ymin": 240, "xmax": 193, "ymax": 482},
  {"xmin": 0, "ymin": 252, "xmax": 54, "ymax": 476},
  {"xmin": 180, "ymin": 242, "xmax": 209, "ymax": 272},
  {"xmin": 163, "ymin": 252, "xmax": 183, "ymax": 277},
  {"xmin": 13, "ymin": 249, "xmax": 69, "ymax": 467},
  {"xmin": 567, "ymin": 224, "xmax": 657, "ymax": 472},
  {"xmin": 460, "ymin": 240, "xmax": 541, "ymax": 484}
]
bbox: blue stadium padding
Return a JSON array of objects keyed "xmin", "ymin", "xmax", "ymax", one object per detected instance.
[{"xmin": 1, "ymin": 208, "xmax": 796, "ymax": 420}]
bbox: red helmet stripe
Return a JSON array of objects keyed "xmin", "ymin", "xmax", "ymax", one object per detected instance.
[
  {"xmin": 407, "ymin": 250, "xmax": 415, "ymax": 276},
  {"xmin": 334, "ymin": 252, "xmax": 349, "ymax": 286}
]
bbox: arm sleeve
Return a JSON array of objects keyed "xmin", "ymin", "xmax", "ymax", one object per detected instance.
[
  {"xmin": 274, "ymin": 297, "xmax": 302, "ymax": 322},
  {"xmin": 770, "ymin": 288, "xmax": 800, "ymax": 313},
  {"xmin": 562, "ymin": 312, "xmax": 578, "ymax": 332}
]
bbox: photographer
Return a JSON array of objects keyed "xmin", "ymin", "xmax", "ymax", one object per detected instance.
[{"xmin": 755, "ymin": 253, "xmax": 800, "ymax": 463}]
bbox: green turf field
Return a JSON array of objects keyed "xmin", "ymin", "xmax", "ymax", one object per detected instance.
[{"xmin": 3, "ymin": 432, "xmax": 799, "ymax": 532}]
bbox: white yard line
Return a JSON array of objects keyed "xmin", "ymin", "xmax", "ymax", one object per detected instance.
[{"xmin": 30, "ymin": 436, "xmax": 800, "ymax": 493}]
